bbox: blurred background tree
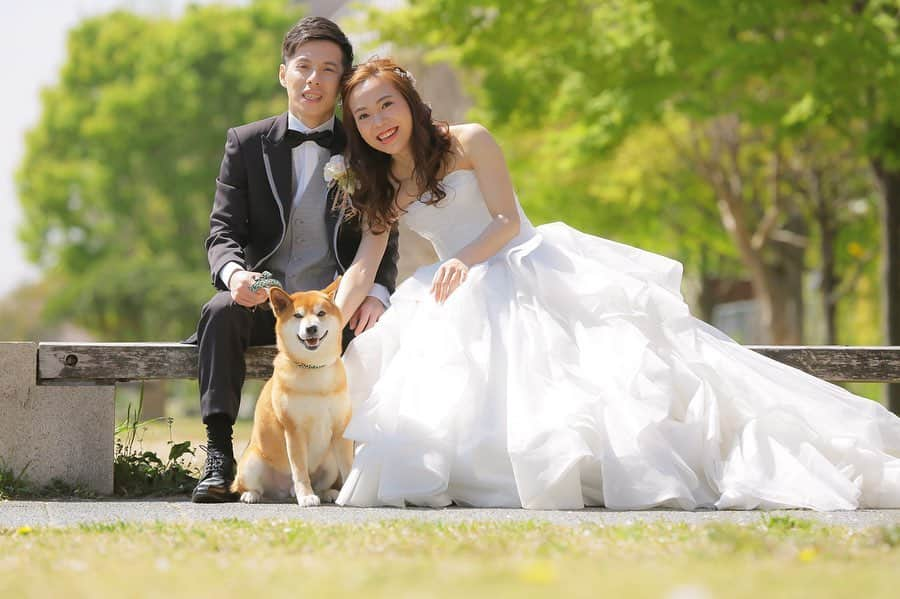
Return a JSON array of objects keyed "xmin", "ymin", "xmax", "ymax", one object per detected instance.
[{"xmin": 15, "ymin": 0, "xmax": 298, "ymax": 341}]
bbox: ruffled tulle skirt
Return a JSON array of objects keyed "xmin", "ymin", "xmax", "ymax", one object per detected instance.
[{"xmin": 336, "ymin": 223, "xmax": 900, "ymax": 510}]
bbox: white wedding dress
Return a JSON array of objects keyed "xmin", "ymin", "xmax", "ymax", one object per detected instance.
[{"xmin": 336, "ymin": 169, "xmax": 900, "ymax": 510}]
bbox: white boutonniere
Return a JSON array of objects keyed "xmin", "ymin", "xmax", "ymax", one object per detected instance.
[
  {"xmin": 325, "ymin": 155, "xmax": 360, "ymax": 220},
  {"xmin": 324, "ymin": 155, "xmax": 358, "ymax": 196}
]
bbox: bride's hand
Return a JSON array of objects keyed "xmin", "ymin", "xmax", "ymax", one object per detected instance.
[{"xmin": 431, "ymin": 258, "xmax": 469, "ymax": 303}]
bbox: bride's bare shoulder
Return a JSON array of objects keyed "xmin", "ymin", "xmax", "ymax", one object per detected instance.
[
  {"xmin": 449, "ymin": 123, "xmax": 494, "ymax": 144},
  {"xmin": 447, "ymin": 123, "xmax": 495, "ymax": 170}
]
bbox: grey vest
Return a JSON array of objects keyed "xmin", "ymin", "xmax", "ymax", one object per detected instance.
[{"xmin": 266, "ymin": 153, "xmax": 337, "ymax": 293}]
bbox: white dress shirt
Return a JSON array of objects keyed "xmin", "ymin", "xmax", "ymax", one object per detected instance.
[
  {"xmin": 219, "ymin": 113, "xmax": 390, "ymax": 308},
  {"xmin": 288, "ymin": 112, "xmax": 333, "ymax": 204}
]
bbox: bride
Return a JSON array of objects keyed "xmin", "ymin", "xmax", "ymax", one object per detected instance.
[{"xmin": 331, "ymin": 58, "xmax": 900, "ymax": 510}]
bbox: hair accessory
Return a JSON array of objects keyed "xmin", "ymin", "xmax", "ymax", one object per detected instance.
[{"xmin": 393, "ymin": 67, "xmax": 416, "ymax": 87}]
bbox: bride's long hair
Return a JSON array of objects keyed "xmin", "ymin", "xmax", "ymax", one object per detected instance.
[{"xmin": 341, "ymin": 58, "xmax": 453, "ymax": 234}]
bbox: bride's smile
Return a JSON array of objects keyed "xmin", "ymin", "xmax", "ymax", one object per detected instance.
[{"xmin": 376, "ymin": 126, "xmax": 399, "ymax": 143}]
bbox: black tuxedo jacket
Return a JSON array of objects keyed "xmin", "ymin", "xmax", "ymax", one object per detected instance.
[{"xmin": 205, "ymin": 112, "xmax": 399, "ymax": 293}]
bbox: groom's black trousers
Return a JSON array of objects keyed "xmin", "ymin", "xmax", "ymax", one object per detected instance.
[{"xmin": 189, "ymin": 291, "xmax": 353, "ymax": 425}]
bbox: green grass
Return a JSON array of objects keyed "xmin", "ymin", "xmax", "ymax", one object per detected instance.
[
  {"xmin": 0, "ymin": 461, "xmax": 96, "ymax": 500},
  {"xmin": 1, "ymin": 517, "xmax": 898, "ymax": 598}
]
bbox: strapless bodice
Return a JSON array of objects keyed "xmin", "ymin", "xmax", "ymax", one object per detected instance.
[{"xmin": 402, "ymin": 169, "xmax": 535, "ymax": 261}]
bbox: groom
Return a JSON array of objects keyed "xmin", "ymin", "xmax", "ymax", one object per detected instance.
[{"xmin": 191, "ymin": 16, "xmax": 400, "ymax": 503}]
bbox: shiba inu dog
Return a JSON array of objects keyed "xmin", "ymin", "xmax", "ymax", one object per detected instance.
[{"xmin": 231, "ymin": 278, "xmax": 352, "ymax": 506}]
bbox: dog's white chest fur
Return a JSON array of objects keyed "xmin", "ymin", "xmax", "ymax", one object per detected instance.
[{"xmin": 277, "ymin": 390, "xmax": 347, "ymax": 433}]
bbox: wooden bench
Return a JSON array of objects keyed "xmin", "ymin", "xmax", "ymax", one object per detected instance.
[
  {"xmin": 2, "ymin": 341, "xmax": 899, "ymax": 494},
  {"xmin": 35, "ymin": 343, "xmax": 900, "ymax": 385}
]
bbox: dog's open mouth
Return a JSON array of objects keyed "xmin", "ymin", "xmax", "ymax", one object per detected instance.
[{"xmin": 298, "ymin": 330, "xmax": 328, "ymax": 351}]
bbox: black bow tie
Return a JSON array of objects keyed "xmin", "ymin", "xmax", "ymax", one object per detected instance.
[{"xmin": 284, "ymin": 128, "xmax": 335, "ymax": 150}]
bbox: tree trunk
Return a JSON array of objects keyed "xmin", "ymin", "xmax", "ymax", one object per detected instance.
[
  {"xmin": 810, "ymin": 168, "xmax": 839, "ymax": 344},
  {"xmin": 872, "ymin": 160, "xmax": 900, "ymax": 414},
  {"xmin": 711, "ymin": 191, "xmax": 805, "ymax": 344},
  {"xmin": 764, "ymin": 214, "xmax": 806, "ymax": 345},
  {"xmin": 711, "ymin": 213, "xmax": 805, "ymax": 344},
  {"xmin": 696, "ymin": 245, "xmax": 717, "ymax": 323},
  {"xmin": 821, "ymin": 229, "xmax": 839, "ymax": 345}
]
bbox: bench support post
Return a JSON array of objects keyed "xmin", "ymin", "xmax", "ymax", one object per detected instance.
[{"xmin": 0, "ymin": 342, "xmax": 114, "ymax": 495}]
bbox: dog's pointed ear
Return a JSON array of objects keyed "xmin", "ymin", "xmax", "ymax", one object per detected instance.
[
  {"xmin": 268, "ymin": 287, "xmax": 293, "ymax": 317},
  {"xmin": 322, "ymin": 276, "xmax": 342, "ymax": 302}
]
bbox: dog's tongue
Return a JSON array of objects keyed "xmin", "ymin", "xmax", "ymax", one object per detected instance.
[{"xmin": 305, "ymin": 337, "xmax": 320, "ymax": 348}]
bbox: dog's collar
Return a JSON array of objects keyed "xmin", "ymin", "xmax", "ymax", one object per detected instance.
[
  {"xmin": 295, "ymin": 359, "xmax": 337, "ymax": 370},
  {"xmin": 295, "ymin": 362, "xmax": 327, "ymax": 369}
]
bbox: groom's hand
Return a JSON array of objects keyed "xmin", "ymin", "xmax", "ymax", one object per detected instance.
[
  {"xmin": 348, "ymin": 296, "xmax": 385, "ymax": 335},
  {"xmin": 229, "ymin": 270, "xmax": 268, "ymax": 307}
]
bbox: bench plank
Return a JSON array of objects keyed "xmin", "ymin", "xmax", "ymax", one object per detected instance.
[
  {"xmin": 749, "ymin": 346, "xmax": 900, "ymax": 383},
  {"xmin": 38, "ymin": 342, "xmax": 277, "ymax": 383},
  {"xmin": 36, "ymin": 342, "xmax": 900, "ymax": 384}
]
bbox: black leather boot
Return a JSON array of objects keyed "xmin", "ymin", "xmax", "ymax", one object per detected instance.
[{"xmin": 191, "ymin": 444, "xmax": 238, "ymax": 503}]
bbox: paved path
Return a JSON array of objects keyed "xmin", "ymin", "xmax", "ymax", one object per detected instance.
[{"xmin": 2, "ymin": 499, "xmax": 898, "ymax": 529}]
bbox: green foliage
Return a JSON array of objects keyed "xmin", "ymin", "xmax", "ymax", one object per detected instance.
[
  {"xmin": 0, "ymin": 460, "xmax": 96, "ymax": 500},
  {"xmin": 380, "ymin": 1, "xmax": 900, "ymax": 152},
  {"xmin": 113, "ymin": 443, "xmax": 197, "ymax": 497},
  {"xmin": 0, "ymin": 461, "xmax": 31, "ymax": 500},
  {"xmin": 113, "ymin": 388, "xmax": 198, "ymax": 497},
  {"xmin": 16, "ymin": 1, "xmax": 300, "ymax": 340}
]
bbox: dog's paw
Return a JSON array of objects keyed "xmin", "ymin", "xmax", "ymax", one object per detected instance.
[
  {"xmin": 240, "ymin": 491, "xmax": 262, "ymax": 504},
  {"xmin": 317, "ymin": 489, "xmax": 340, "ymax": 504},
  {"xmin": 296, "ymin": 494, "xmax": 321, "ymax": 508}
]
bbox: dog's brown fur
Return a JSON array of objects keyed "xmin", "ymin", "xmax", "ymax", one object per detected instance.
[{"xmin": 231, "ymin": 278, "xmax": 352, "ymax": 506}]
